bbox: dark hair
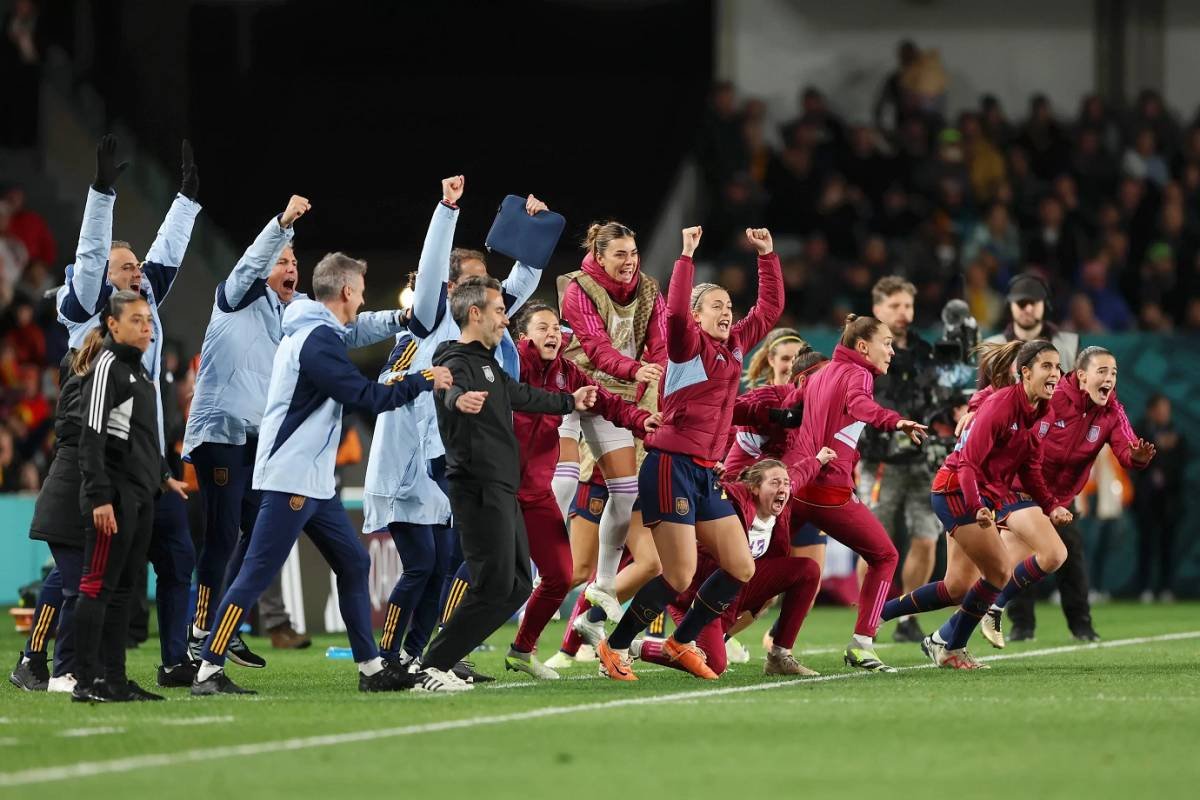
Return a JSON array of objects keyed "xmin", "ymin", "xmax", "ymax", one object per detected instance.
[
  {"xmin": 871, "ymin": 276, "xmax": 916, "ymax": 306},
  {"xmin": 71, "ymin": 290, "xmax": 146, "ymax": 375},
  {"xmin": 975, "ymin": 339, "xmax": 1059, "ymax": 389},
  {"xmin": 1075, "ymin": 345, "xmax": 1114, "ymax": 371},
  {"xmin": 791, "ymin": 350, "xmax": 828, "ymax": 382},
  {"xmin": 311, "ymin": 252, "xmax": 367, "ymax": 301},
  {"xmin": 513, "ymin": 302, "xmax": 558, "ymax": 336},
  {"xmin": 582, "ymin": 221, "xmax": 636, "ymax": 258},
  {"xmin": 449, "ymin": 275, "xmax": 502, "ymax": 327},
  {"xmin": 449, "ymin": 248, "xmax": 487, "ymax": 284},
  {"xmin": 839, "ymin": 314, "xmax": 886, "ymax": 348}
]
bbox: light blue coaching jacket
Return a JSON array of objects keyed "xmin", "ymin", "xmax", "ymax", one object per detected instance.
[
  {"xmin": 56, "ymin": 187, "xmax": 201, "ymax": 453},
  {"xmin": 254, "ymin": 299, "xmax": 434, "ymax": 500},
  {"xmin": 361, "ymin": 201, "xmax": 541, "ymax": 530},
  {"xmin": 183, "ymin": 215, "xmax": 407, "ymax": 457}
]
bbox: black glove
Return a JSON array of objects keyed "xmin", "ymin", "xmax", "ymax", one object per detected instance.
[
  {"xmin": 180, "ymin": 139, "xmax": 199, "ymax": 201},
  {"xmin": 92, "ymin": 134, "xmax": 129, "ymax": 193},
  {"xmin": 767, "ymin": 403, "xmax": 804, "ymax": 428}
]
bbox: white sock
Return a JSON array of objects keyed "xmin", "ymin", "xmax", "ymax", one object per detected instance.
[
  {"xmin": 551, "ymin": 462, "xmax": 581, "ymax": 523},
  {"xmin": 770, "ymin": 644, "xmax": 791, "ymax": 657},
  {"xmin": 629, "ymin": 639, "xmax": 643, "ymax": 659},
  {"xmin": 197, "ymin": 660, "xmax": 221, "ymax": 682},
  {"xmin": 932, "ymin": 630, "xmax": 947, "ymax": 646},
  {"xmin": 596, "ymin": 477, "xmax": 638, "ymax": 592},
  {"xmin": 988, "ymin": 603, "xmax": 1002, "ymax": 612},
  {"xmin": 191, "ymin": 624, "xmax": 208, "ymax": 639},
  {"xmin": 852, "ymin": 633, "xmax": 874, "ymax": 650},
  {"xmin": 358, "ymin": 657, "xmax": 385, "ymax": 676},
  {"xmin": 898, "ymin": 614, "xmax": 912, "ymax": 622}
]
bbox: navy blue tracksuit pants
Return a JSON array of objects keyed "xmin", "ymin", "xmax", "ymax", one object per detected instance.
[
  {"xmin": 150, "ymin": 490, "xmax": 195, "ymax": 666},
  {"xmin": 190, "ymin": 441, "xmax": 260, "ymax": 633},
  {"xmin": 201, "ymin": 491, "xmax": 375, "ymax": 666}
]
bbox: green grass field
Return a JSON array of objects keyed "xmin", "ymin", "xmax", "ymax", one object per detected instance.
[{"xmin": 1, "ymin": 601, "xmax": 1197, "ymax": 799}]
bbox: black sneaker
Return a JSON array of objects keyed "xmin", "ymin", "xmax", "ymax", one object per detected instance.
[
  {"xmin": 191, "ymin": 668, "xmax": 257, "ymax": 696},
  {"xmin": 10, "ymin": 652, "xmax": 49, "ymax": 691},
  {"xmin": 1071, "ymin": 625, "xmax": 1101, "ymax": 642},
  {"xmin": 157, "ymin": 661, "xmax": 198, "ymax": 688},
  {"xmin": 187, "ymin": 631, "xmax": 206, "ymax": 663},
  {"xmin": 72, "ymin": 678, "xmax": 135, "ymax": 703},
  {"xmin": 1009, "ymin": 625, "xmax": 1036, "ymax": 642},
  {"xmin": 359, "ymin": 661, "xmax": 418, "ymax": 692},
  {"xmin": 226, "ymin": 634, "xmax": 267, "ymax": 669},
  {"xmin": 451, "ymin": 660, "xmax": 494, "ymax": 683},
  {"xmin": 891, "ymin": 617, "xmax": 926, "ymax": 643},
  {"xmin": 126, "ymin": 680, "xmax": 166, "ymax": 701}
]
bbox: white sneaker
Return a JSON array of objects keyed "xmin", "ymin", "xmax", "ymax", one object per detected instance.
[
  {"xmin": 415, "ymin": 667, "xmax": 474, "ymax": 692},
  {"xmin": 571, "ymin": 612, "xmax": 606, "ymax": 648},
  {"xmin": 1140, "ymin": 590, "xmax": 1156, "ymax": 604},
  {"xmin": 583, "ymin": 583, "xmax": 623, "ymax": 624},
  {"xmin": 505, "ymin": 649, "xmax": 560, "ymax": 679},
  {"xmin": 575, "ymin": 644, "xmax": 597, "ymax": 662},
  {"xmin": 725, "ymin": 636, "xmax": 751, "ymax": 664},
  {"xmin": 47, "ymin": 674, "xmax": 77, "ymax": 693},
  {"xmin": 543, "ymin": 651, "xmax": 576, "ymax": 670}
]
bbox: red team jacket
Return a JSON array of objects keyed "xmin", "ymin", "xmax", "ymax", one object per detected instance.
[
  {"xmin": 559, "ymin": 253, "xmax": 669, "ymax": 381},
  {"xmin": 784, "ymin": 345, "xmax": 901, "ymax": 504},
  {"xmin": 513, "ymin": 338, "xmax": 650, "ymax": 500},
  {"xmin": 643, "ymin": 253, "xmax": 783, "ymax": 463},
  {"xmin": 969, "ymin": 373, "xmax": 1148, "ymax": 508},
  {"xmin": 937, "ymin": 383, "xmax": 1055, "ymax": 515},
  {"xmin": 724, "ymin": 382, "xmax": 796, "ymax": 477}
]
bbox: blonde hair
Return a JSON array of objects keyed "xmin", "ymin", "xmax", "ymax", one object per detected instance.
[
  {"xmin": 689, "ymin": 282, "xmax": 725, "ymax": 312},
  {"xmin": 744, "ymin": 328, "xmax": 808, "ymax": 387},
  {"xmin": 738, "ymin": 458, "xmax": 788, "ymax": 488}
]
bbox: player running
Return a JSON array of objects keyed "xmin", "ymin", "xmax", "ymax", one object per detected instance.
[{"xmin": 596, "ymin": 225, "xmax": 783, "ymax": 681}]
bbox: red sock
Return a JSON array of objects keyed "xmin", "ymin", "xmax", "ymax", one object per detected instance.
[{"xmin": 559, "ymin": 588, "xmax": 591, "ymax": 656}]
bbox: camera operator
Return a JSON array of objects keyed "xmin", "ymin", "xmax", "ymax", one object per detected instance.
[
  {"xmin": 858, "ymin": 277, "xmax": 945, "ymax": 643},
  {"xmin": 981, "ymin": 271, "xmax": 1094, "ymax": 642}
]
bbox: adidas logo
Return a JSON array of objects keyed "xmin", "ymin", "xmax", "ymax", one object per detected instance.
[{"xmin": 1010, "ymin": 423, "xmax": 1018, "ymax": 431}]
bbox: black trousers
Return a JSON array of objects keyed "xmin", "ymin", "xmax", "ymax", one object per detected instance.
[
  {"xmin": 1134, "ymin": 491, "xmax": 1180, "ymax": 594},
  {"xmin": 422, "ymin": 480, "xmax": 532, "ymax": 672},
  {"xmin": 1006, "ymin": 521, "xmax": 1092, "ymax": 631},
  {"xmin": 73, "ymin": 482, "xmax": 155, "ymax": 685}
]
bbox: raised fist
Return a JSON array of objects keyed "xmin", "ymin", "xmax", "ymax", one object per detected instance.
[
  {"xmin": 281, "ymin": 195, "xmax": 311, "ymax": 228},
  {"xmin": 442, "ymin": 175, "xmax": 465, "ymax": 205},
  {"xmin": 681, "ymin": 226, "xmax": 703, "ymax": 257}
]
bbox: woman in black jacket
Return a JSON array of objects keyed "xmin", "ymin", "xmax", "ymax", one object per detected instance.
[{"xmin": 72, "ymin": 291, "xmax": 185, "ymax": 702}]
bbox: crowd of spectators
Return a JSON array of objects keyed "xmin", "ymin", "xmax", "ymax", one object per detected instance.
[{"xmin": 695, "ymin": 40, "xmax": 1200, "ymax": 335}]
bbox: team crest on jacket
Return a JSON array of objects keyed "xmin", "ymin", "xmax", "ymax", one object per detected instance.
[
  {"xmin": 1087, "ymin": 425, "xmax": 1101, "ymax": 443},
  {"xmin": 675, "ymin": 497, "xmax": 690, "ymax": 516},
  {"xmin": 482, "ymin": 365, "xmax": 495, "ymax": 383},
  {"xmin": 588, "ymin": 497, "xmax": 605, "ymax": 517},
  {"xmin": 556, "ymin": 373, "xmax": 566, "ymax": 389},
  {"xmin": 732, "ymin": 347, "xmax": 744, "ymax": 362},
  {"xmin": 289, "ymin": 495, "xmax": 306, "ymax": 512},
  {"xmin": 213, "ymin": 467, "xmax": 229, "ymax": 487},
  {"xmin": 1038, "ymin": 422, "xmax": 1050, "ymax": 437}
]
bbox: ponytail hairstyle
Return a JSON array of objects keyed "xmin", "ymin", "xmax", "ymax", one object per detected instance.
[
  {"xmin": 737, "ymin": 458, "xmax": 789, "ymax": 489},
  {"xmin": 974, "ymin": 338, "xmax": 1059, "ymax": 389},
  {"xmin": 790, "ymin": 349, "xmax": 828, "ymax": 383},
  {"xmin": 744, "ymin": 328, "xmax": 808, "ymax": 387},
  {"xmin": 839, "ymin": 313, "xmax": 886, "ymax": 349},
  {"xmin": 70, "ymin": 290, "xmax": 146, "ymax": 375},
  {"xmin": 1075, "ymin": 345, "xmax": 1114, "ymax": 372},
  {"xmin": 582, "ymin": 221, "xmax": 636, "ymax": 259},
  {"xmin": 513, "ymin": 301, "xmax": 558, "ymax": 336}
]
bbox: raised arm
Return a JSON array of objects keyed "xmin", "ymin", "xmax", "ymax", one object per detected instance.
[
  {"xmin": 217, "ymin": 196, "xmax": 306, "ymax": 312},
  {"xmin": 60, "ymin": 188, "xmax": 115, "ymax": 321},
  {"xmin": 666, "ymin": 227, "xmax": 705, "ymax": 363},
  {"xmin": 299, "ymin": 326, "xmax": 443, "ymax": 414},
  {"xmin": 730, "ymin": 229, "xmax": 785, "ymax": 350},
  {"xmin": 345, "ymin": 309, "xmax": 407, "ymax": 349},
  {"xmin": 411, "ymin": 176, "xmax": 463, "ymax": 337},
  {"xmin": 142, "ymin": 141, "xmax": 203, "ymax": 303}
]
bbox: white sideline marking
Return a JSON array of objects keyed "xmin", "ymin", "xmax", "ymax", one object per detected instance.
[
  {"xmin": 157, "ymin": 716, "xmax": 234, "ymax": 726},
  {"xmin": 57, "ymin": 727, "xmax": 125, "ymax": 738},
  {"xmin": 2, "ymin": 631, "xmax": 1196, "ymax": 787}
]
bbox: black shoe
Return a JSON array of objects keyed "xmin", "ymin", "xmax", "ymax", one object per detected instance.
[
  {"xmin": 126, "ymin": 680, "xmax": 166, "ymax": 701},
  {"xmin": 72, "ymin": 678, "xmax": 135, "ymax": 703},
  {"xmin": 191, "ymin": 668, "xmax": 257, "ymax": 696},
  {"xmin": 451, "ymin": 660, "xmax": 494, "ymax": 683},
  {"xmin": 157, "ymin": 661, "xmax": 198, "ymax": 688},
  {"xmin": 187, "ymin": 631, "xmax": 206, "ymax": 663},
  {"xmin": 10, "ymin": 652, "xmax": 49, "ymax": 691},
  {"xmin": 359, "ymin": 661, "xmax": 418, "ymax": 692},
  {"xmin": 226, "ymin": 634, "xmax": 267, "ymax": 669},
  {"xmin": 891, "ymin": 617, "xmax": 926, "ymax": 643},
  {"xmin": 1009, "ymin": 625, "xmax": 1036, "ymax": 642},
  {"xmin": 1071, "ymin": 625, "xmax": 1101, "ymax": 642}
]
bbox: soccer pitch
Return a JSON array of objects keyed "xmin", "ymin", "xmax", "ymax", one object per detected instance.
[{"xmin": 2, "ymin": 602, "xmax": 1197, "ymax": 799}]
